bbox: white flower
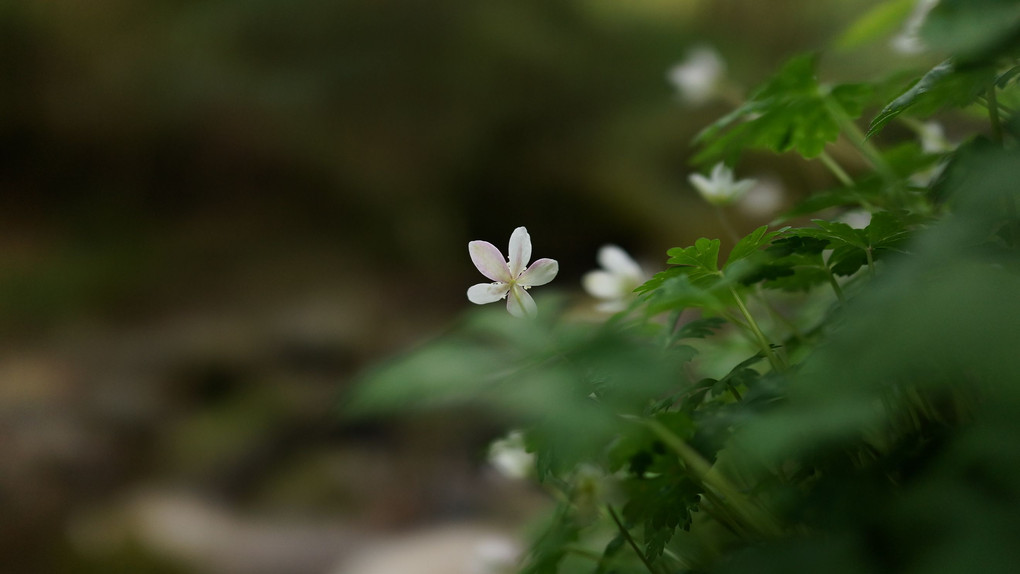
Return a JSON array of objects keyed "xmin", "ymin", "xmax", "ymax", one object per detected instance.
[
  {"xmin": 467, "ymin": 536, "xmax": 521, "ymax": 574},
  {"xmin": 487, "ymin": 430, "xmax": 533, "ymax": 480},
  {"xmin": 468, "ymin": 227, "xmax": 559, "ymax": 318},
  {"xmin": 666, "ymin": 45, "xmax": 726, "ymax": 106},
  {"xmin": 917, "ymin": 121, "xmax": 953, "ymax": 154},
  {"xmin": 891, "ymin": 0, "xmax": 939, "ymax": 55},
  {"xmin": 582, "ymin": 245, "xmax": 646, "ymax": 313},
  {"xmin": 689, "ymin": 163, "xmax": 757, "ymax": 206}
]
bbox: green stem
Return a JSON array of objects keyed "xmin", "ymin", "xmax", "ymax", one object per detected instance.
[
  {"xmin": 728, "ymin": 286, "xmax": 785, "ymax": 372},
  {"xmin": 755, "ymin": 287, "xmax": 806, "ymax": 344},
  {"xmin": 865, "ymin": 247, "xmax": 876, "ymax": 279},
  {"xmin": 714, "ymin": 205, "xmax": 740, "ymax": 243},
  {"xmin": 826, "ymin": 267, "xmax": 847, "ymax": 305},
  {"xmin": 840, "ymin": 112, "xmax": 896, "ymax": 181},
  {"xmin": 607, "ymin": 505, "xmax": 661, "ymax": 574},
  {"xmin": 636, "ymin": 417, "xmax": 783, "ymax": 537},
  {"xmin": 987, "ymin": 85, "xmax": 1005, "ymax": 145},
  {"xmin": 818, "ymin": 150, "xmax": 854, "ymax": 187}
]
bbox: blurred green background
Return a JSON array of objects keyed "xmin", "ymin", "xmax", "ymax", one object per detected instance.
[{"xmin": 0, "ymin": 1, "xmax": 901, "ymax": 572}]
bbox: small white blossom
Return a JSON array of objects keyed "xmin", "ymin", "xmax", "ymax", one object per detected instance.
[
  {"xmin": 468, "ymin": 227, "xmax": 558, "ymax": 318},
  {"xmin": 891, "ymin": 0, "xmax": 939, "ymax": 55},
  {"xmin": 917, "ymin": 121, "xmax": 953, "ymax": 154},
  {"xmin": 667, "ymin": 46, "xmax": 726, "ymax": 106},
  {"xmin": 487, "ymin": 430, "xmax": 533, "ymax": 480},
  {"xmin": 689, "ymin": 163, "xmax": 757, "ymax": 206},
  {"xmin": 467, "ymin": 536, "xmax": 521, "ymax": 574},
  {"xmin": 582, "ymin": 245, "xmax": 646, "ymax": 313}
]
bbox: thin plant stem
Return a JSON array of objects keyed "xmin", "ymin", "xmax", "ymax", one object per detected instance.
[
  {"xmin": 865, "ymin": 247, "xmax": 876, "ymax": 279},
  {"xmin": 838, "ymin": 110, "xmax": 896, "ymax": 181},
  {"xmin": 818, "ymin": 150, "xmax": 854, "ymax": 187},
  {"xmin": 755, "ymin": 286, "xmax": 806, "ymax": 343},
  {"xmin": 728, "ymin": 285, "xmax": 785, "ymax": 372},
  {"xmin": 607, "ymin": 505, "xmax": 662, "ymax": 574},
  {"xmin": 714, "ymin": 205, "xmax": 740, "ymax": 243},
  {"xmin": 826, "ymin": 267, "xmax": 847, "ymax": 305},
  {"xmin": 633, "ymin": 417, "xmax": 784, "ymax": 537}
]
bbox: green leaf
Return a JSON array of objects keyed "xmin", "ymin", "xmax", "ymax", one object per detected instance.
[
  {"xmin": 809, "ymin": 220, "xmax": 869, "ymax": 250},
  {"xmin": 667, "ymin": 237, "xmax": 721, "ymax": 273},
  {"xmin": 867, "ymin": 60, "xmax": 995, "ymax": 139},
  {"xmin": 921, "ymin": 0, "xmax": 1020, "ymax": 62},
  {"xmin": 695, "ymin": 54, "xmax": 873, "ymax": 164},
  {"xmin": 725, "ymin": 225, "xmax": 790, "ymax": 268}
]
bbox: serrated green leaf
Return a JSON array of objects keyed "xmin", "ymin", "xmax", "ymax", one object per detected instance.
[
  {"xmin": 725, "ymin": 225, "xmax": 790, "ymax": 268},
  {"xmin": 667, "ymin": 238, "xmax": 721, "ymax": 272},
  {"xmin": 695, "ymin": 54, "xmax": 876, "ymax": 164},
  {"xmin": 811, "ymin": 219, "xmax": 869, "ymax": 249},
  {"xmin": 865, "ymin": 211, "xmax": 911, "ymax": 246},
  {"xmin": 867, "ymin": 60, "xmax": 995, "ymax": 138}
]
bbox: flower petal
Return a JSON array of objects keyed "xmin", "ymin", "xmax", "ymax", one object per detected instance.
[
  {"xmin": 597, "ymin": 245, "xmax": 643, "ymax": 279},
  {"xmin": 518, "ymin": 258, "xmax": 558, "ymax": 287},
  {"xmin": 688, "ymin": 172, "xmax": 715, "ymax": 197},
  {"xmin": 506, "ymin": 284, "xmax": 538, "ymax": 318},
  {"xmin": 469, "ymin": 240, "xmax": 512, "ymax": 282},
  {"xmin": 507, "ymin": 227, "xmax": 532, "ymax": 278},
  {"xmin": 582, "ymin": 270, "xmax": 626, "ymax": 299},
  {"xmin": 468, "ymin": 282, "xmax": 510, "ymax": 305}
]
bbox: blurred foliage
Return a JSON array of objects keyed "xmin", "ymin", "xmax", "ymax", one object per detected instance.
[{"xmin": 348, "ymin": 1, "xmax": 1020, "ymax": 572}]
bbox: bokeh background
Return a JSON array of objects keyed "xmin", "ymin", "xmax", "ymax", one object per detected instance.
[{"xmin": 1, "ymin": 1, "xmax": 907, "ymax": 572}]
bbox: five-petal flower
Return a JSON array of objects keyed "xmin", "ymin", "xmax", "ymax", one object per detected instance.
[
  {"xmin": 582, "ymin": 245, "xmax": 646, "ymax": 313},
  {"xmin": 689, "ymin": 162, "xmax": 757, "ymax": 206},
  {"xmin": 467, "ymin": 227, "xmax": 559, "ymax": 318}
]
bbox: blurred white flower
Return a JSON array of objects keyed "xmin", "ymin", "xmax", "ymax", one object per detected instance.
[
  {"xmin": 689, "ymin": 163, "xmax": 757, "ymax": 206},
  {"xmin": 909, "ymin": 121, "xmax": 953, "ymax": 186},
  {"xmin": 468, "ymin": 227, "xmax": 558, "ymax": 318},
  {"xmin": 467, "ymin": 536, "xmax": 521, "ymax": 574},
  {"xmin": 487, "ymin": 431, "xmax": 533, "ymax": 480},
  {"xmin": 736, "ymin": 176, "xmax": 786, "ymax": 218},
  {"xmin": 891, "ymin": 0, "xmax": 939, "ymax": 55},
  {"xmin": 582, "ymin": 245, "xmax": 646, "ymax": 313},
  {"xmin": 917, "ymin": 121, "xmax": 953, "ymax": 154},
  {"xmin": 667, "ymin": 46, "xmax": 726, "ymax": 106}
]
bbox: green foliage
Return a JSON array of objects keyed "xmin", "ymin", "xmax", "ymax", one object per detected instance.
[
  {"xmin": 867, "ymin": 60, "xmax": 995, "ymax": 138},
  {"xmin": 346, "ymin": 3, "xmax": 1020, "ymax": 573},
  {"xmin": 695, "ymin": 54, "xmax": 873, "ymax": 164}
]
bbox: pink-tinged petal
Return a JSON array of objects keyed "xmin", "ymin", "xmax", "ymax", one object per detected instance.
[
  {"xmin": 468, "ymin": 282, "xmax": 510, "ymax": 305},
  {"xmin": 582, "ymin": 270, "xmax": 625, "ymax": 299},
  {"xmin": 507, "ymin": 227, "xmax": 532, "ymax": 278},
  {"xmin": 469, "ymin": 241, "xmax": 512, "ymax": 282},
  {"xmin": 597, "ymin": 245, "xmax": 643, "ymax": 279},
  {"xmin": 506, "ymin": 284, "xmax": 538, "ymax": 318},
  {"xmin": 518, "ymin": 258, "xmax": 558, "ymax": 287}
]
